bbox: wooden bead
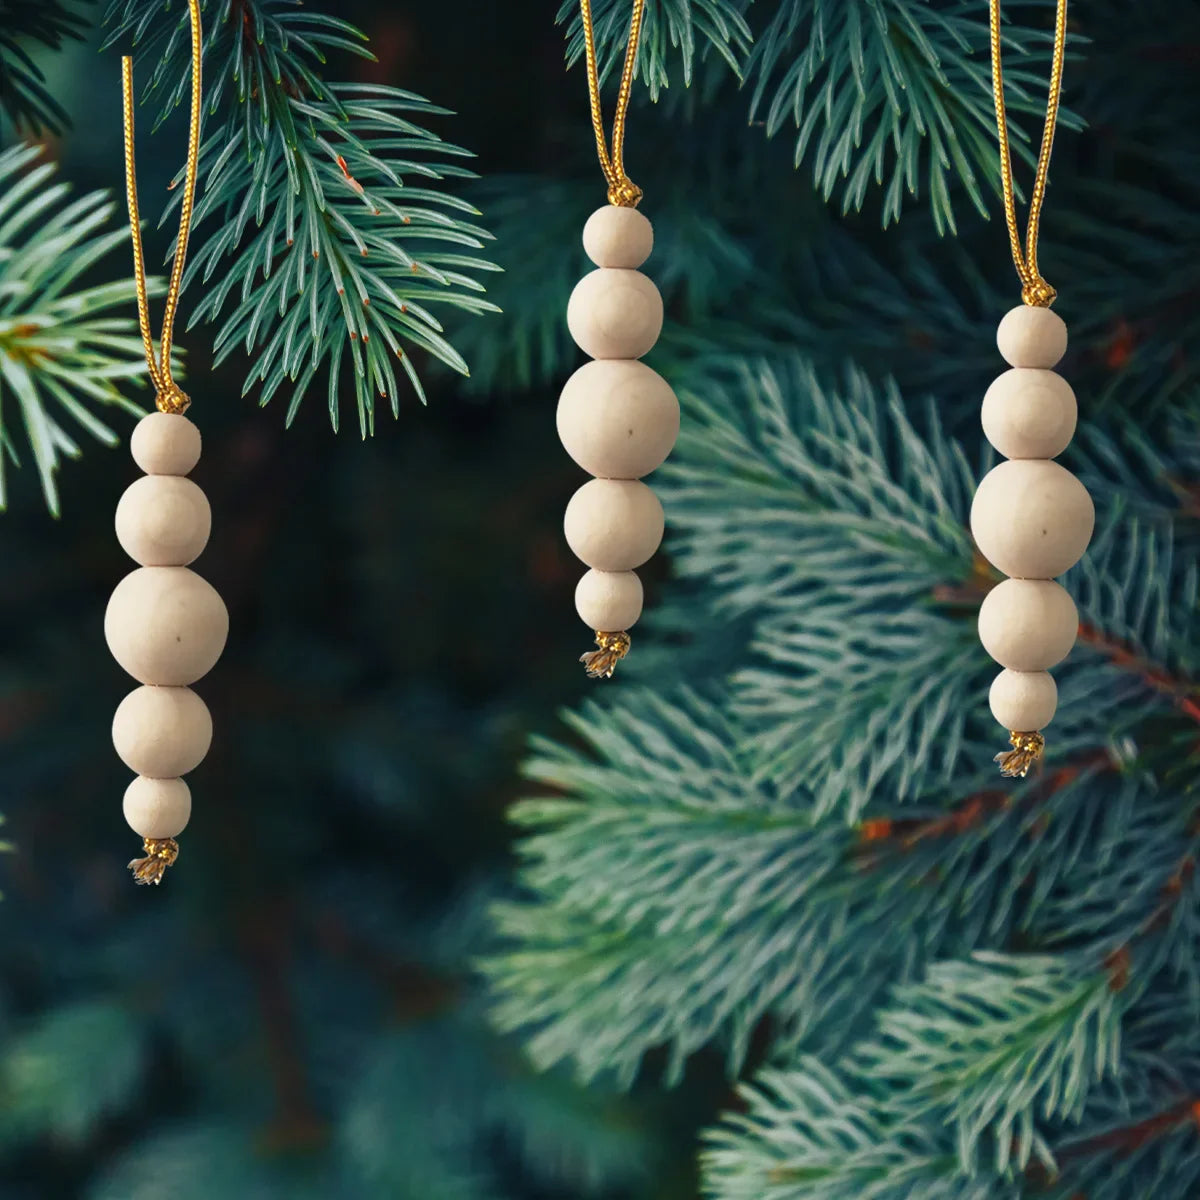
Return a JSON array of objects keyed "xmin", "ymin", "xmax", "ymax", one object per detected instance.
[
  {"xmin": 996, "ymin": 305, "xmax": 1067, "ymax": 369},
  {"xmin": 575, "ymin": 569, "xmax": 644, "ymax": 631},
  {"xmin": 115, "ymin": 475, "xmax": 211, "ymax": 566},
  {"xmin": 113, "ymin": 685, "xmax": 213, "ymax": 778},
  {"xmin": 970, "ymin": 460, "xmax": 1094, "ymax": 579},
  {"xmin": 583, "ymin": 206, "xmax": 653, "ymax": 268},
  {"xmin": 123, "ymin": 775, "xmax": 191, "ymax": 840},
  {"xmin": 989, "ymin": 669, "xmax": 1057, "ymax": 731},
  {"xmin": 557, "ymin": 360, "xmax": 679, "ymax": 479},
  {"xmin": 981, "ymin": 369, "xmax": 1077, "ymax": 460},
  {"xmin": 567, "ymin": 269, "xmax": 663, "ymax": 361},
  {"xmin": 130, "ymin": 411, "xmax": 202, "ymax": 476},
  {"xmin": 978, "ymin": 579, "xmax": 1078, "ymax": 671},
  {"xmin": 564, "ymin": 479, "xmax": 664, "ymax": 571},
  {"xmin": 105, "ymin": 567, "xmax": 228, "ymax": 686}
]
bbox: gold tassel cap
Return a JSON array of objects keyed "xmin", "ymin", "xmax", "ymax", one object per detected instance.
[
  {"xmin": 128, "ymin": 837, "xmax": 180, "ymax": 885},
  {"xmin": 580, "ymin": 630, "xmax": 631, "ymax": 679},
  {"xmin": 994, "ymin": 731, "xmax": 1045, "ymax": 779}
]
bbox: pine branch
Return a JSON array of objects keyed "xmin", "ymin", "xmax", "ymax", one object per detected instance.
[
  {"xmin": 0, "ymin": 0, "xmax": 91, "ymax": 134},
  {"xmin": 104, "ymin": 0, "xmax": 501, "ymax": 432},
  {"xmin": 0, "ymin": 143, "xmax": 159, "ymax": 515},
  {"xmin": 558, "ymin": 0, "xmax": 753, "ymax": 100}
]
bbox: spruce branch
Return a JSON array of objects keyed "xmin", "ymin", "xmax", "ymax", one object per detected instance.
[
  {"xmin": 0, "ymin": 0, "xmax": 91, "ymax": 133},
  {"xmin": 104, "ymin": 0, "xmax": 501, "ymax": 433},
  {"xmin": 558, "ymin": 0, "xmax": 753, "ymax": 100},
  {"xmin": 0, "ymin": 143, "xmax": 158, "ymax": 515},
  {"xmin": 743, "ymin": 0, "xmax": 1081, "ymax": 234}
]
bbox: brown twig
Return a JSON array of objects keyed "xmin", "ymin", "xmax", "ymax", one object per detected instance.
[{"xmin": 1077, "ymin": 623, "xmax": 1200, "ymax": 726}]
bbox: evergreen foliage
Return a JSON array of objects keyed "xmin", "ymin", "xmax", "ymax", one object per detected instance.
[{"xmin": 0, "ymin": 1, "xmax": 91, "ymax": 134}]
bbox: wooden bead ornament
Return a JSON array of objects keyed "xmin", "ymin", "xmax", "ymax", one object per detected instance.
[
  {"xmin": 110, "ymin": 0, "xmax": 223, "ymax": 883},
  {"xmin": 977, "ymin": 0, "xmax": 1091, "ymax": 778},
  {"xmin": 563, "ymin": 0, "xmax": 678, "ymax": 679}
]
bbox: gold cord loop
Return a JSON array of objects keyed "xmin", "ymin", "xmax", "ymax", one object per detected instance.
[
  {"xmin": 579, "ymin": 0, "xmax": 645, "ymax": 207},
  {"xmin": 122, "ymin": 0, "xmax": 203, "ymax": 410},
  {"xmin": 989, "ymin": 0, "xmax": 1068, "ymax": 308}
]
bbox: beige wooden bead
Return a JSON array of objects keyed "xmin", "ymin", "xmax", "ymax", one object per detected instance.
[
  {"xmin": 583, "ymin": 206, "xmax": 654, "ymax": 268},
  {"xmin": 105, "ymin": 567, "xmax": 228, "ymax": 686},
  {"xmin": 970, "ymin": 460, "xmax": 1094, "ymax": 579},
  {"xmin": 996, "ymin": 305, "xmax": 1068, "ymax": 369},
  {"xmin": 130, "ymin": 411, "xmax": 202, "ymax": 476},
  {"xmin": 981, "ymin": 369, "xmax": 1077, "ymax": 460},
  {"xmin": 567, "ymin": 269, "xmax": 663, "ymax": 361},
  {"xmin": 575, "ymin": 569, "xmax": 644, "ymax": 631},
  {"xmin": 123, "ymin": 775, "xmax": 191, "ymax": 840},
  {"xmin": 989, "ymin": 668, "xmax": 1057, "ymax": 731},
  {"xmin": 978, "ymin": 579, "xmax": 1078, "ymax": 671},
  {"xmin": 564, "ymin": 479, "xmax": 664, "ymax": 571},
  {"xmin": 115, "ymin": 475, "xmax": 211, "ymax": 566},
  {"xmin": 113, "ymin": 685, "xmax": 213, "ymax": 778},
  {"xmin": 557, "ymin": 360, "xmax": 679, "ymax": 479}
]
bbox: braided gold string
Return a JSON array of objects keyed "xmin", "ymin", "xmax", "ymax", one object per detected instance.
[
  {"xmin": 579, "ymin": 0, "xmax": 645, "ymax": 207},
  {"xmin": 121, "ymin": 0, "xmax": 203, "ymax": 413},
  {"xmin": 989, "ymin": 0, "xmax": 1068, "ymax": 308}
]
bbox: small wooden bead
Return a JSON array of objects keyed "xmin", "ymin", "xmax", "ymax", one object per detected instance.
[
  {"xmin": 115, "ymin": 475, "xmax": 212, "ymax": 566},
  {"xmin": 583, "ymin": 206, "xmax": 654, "ymax": 268},
  {"xmin": 105, "ymin": 567, "xmax": 229, "ymax": 686},
  {"xmin": 567, "ymin": 269, "xmax": 663, "ymax": 361},
  {"xmin": 123, "ymin": 775, "xmax": 191, "ymax": 840},
  {"xmin": 113, "ymin": 685, "xmax": 213, "ymax": 778},
  {"xmin": 996, "ymin": 305, "xmax": 1067, "ymax": 369},
  {"xmin": 564, "ymin": 479, "xmax": 664, "ymax": 571},
  {"xmin": 981, "ymin": 369, "xmax": 1077, "ymax": 460},
  {"xmin": 989, "ymin": 669, "xmax": 1058, "ymax": 731},
  {"xmin": 575, "ymin": 569, "xmax": 644, "ymax": 631},
  {"xmin": 557, "ymin": 360, "xmax": 680, "ymax": 479},
  {"xmin": 978, "ymin": 579, "xmax": 1079, "ymax": 671},
  {"xmin": 130, "ymin": 412, "xmax": 202, "ymax": 476},
  {"xmin": 970, "ymin": 460, "xmax": 1094, "ymax": 579}
]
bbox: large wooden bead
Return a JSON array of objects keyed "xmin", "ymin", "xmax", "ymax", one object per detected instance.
[
  {"xmin": 131, "ymin": 411, "xmax": 202, "ymax": 476},
  {"xmin": 989, "ymin": 669, "xmax": 1057, "ymax": 731},
  {"xmin": 123, "ymin": 775, "xmax": 191, "ymax": 839},
  {"xmin": 567, "ymin": 269, "xmax": 663, "ymax": 361},
  {"xmin": 113, "ymin": 685, "xmax": 213, "ymax": 778},
  {"xmin": 105, "ymin": 567, "xmax": 228, "ymax": 686},
  {"xmin": 970, "ymin": 460, "xmax": 1094, "ymax": 579},
  {"xmin": 997, "ymin": 305, "xmax": 1067, "ymax": 369},
  {"xmin": 981, "ymin": 369, "xmax": 1077, "ymax": 460},
  {"xmin": 575, "ymin": 569, "xmax": 644, "ymax": 631},
  {"xmin": 564, "ymin": 479, "xmax": 664, "ymax": 571},
  {"xmin": 557, "ymin": 360, "xmax": 679, "ymax": 479},
  {"xmin": 115, "ymin": 475, "xmax": 211, "ymax": 566},
  {"xmin": 978, "ymin": 579, "xmax": 1078, "ymax": 671},
  {"xmin": 583, "ymin": 206, "xmax": 654, "ymax": 268}
]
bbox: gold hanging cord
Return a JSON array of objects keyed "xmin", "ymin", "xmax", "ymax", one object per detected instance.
[
  {"xmin": 579, "ymin": 0, "xmax": 645, "ymax": 207},
  {"xmin": 989, "ymin": 0, "xmax": 1068, "ymax": 308},
  {"xmin": 121, "ymin": 0, "xmax": 203, "ymax": 415}
]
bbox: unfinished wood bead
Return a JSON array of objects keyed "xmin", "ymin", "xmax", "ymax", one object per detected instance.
[
  {"xmin": 996, "ymin": 305, "xmax": 1068, "ymax": 369},
  {"xmin": 970, "ymin": 460, "xmax": 1094, "ymax": 579},
  {"xmin": 575, "ymin": 569, "xmax": 644, "ymax": 631},
  {"xmin": 557, "ymin": 360, "xmax": 679, "ymax": 479},
  {"xmin": 130, "ymin": 411, "xmax": 202, "ymax": 476},
  {"xmin": 123, "ymin": 775, "xmax": 191, "ymax": 840},
  {"xmin": 105, "ymin": 567, "xmax": 228, "ymax": 686},
  {"xmin": 989, "ymin": 669, "xmax": 1058, "ymax": 731},
  {"xmin": 981, "ymin": 369, "xmax": 1077, "ymax": 460},
  {"xmin": 115, "ymin": 475, "xmax": 211, "ymax": 566},
  {"xmin": 583, "ymin": 206, "xmax": 654, "ymax": 268},
  {"xmin": 567, "ymin": 269, "xmax": 663, "ymax": 360},
  {"xmin": 112, "ymin": 685, "xmax": 212, "ymax": 778},
  {"xmin": 978, "ymin": 579, "xmax": 1078, "ymax": 671},
  {"xmin": 564, "ymin": 479, "xmax": 664, "ymax": 571}
]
